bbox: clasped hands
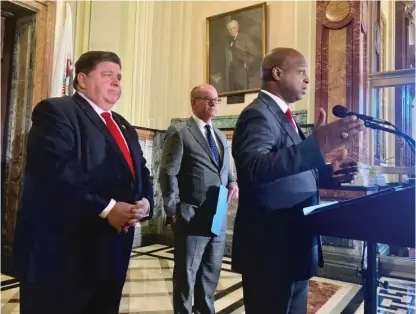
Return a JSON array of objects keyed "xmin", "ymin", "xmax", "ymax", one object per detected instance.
[{"xmin": 106, "ymin": 199, "xmax": 150, "ymax": 233}]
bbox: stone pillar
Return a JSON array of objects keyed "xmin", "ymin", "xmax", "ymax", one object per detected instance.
[
  {"xmin": 314, "ymin": 1, "xmax": 375, "ymax": 283},
  {"xmin": 2, "ymin": 1, "xmax": 57, "ymax": 274},
  {"xmin": 315, "ymin": 0, "xmax": 370, "ymax": 165}
]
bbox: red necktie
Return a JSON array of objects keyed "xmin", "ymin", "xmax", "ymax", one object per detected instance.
[
  {"xmin": 285, "ymin": 108, "xmax": 297, "ymax": 131},
  {"xmin": 101, "ymin": 112, "xmax": 135, "ymax": 177}
]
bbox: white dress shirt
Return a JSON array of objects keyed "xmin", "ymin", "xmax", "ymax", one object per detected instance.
[
  {"xmin": 77, "ymin": 92, "xmax": 149, "ymax": 219},
  {"xmin": 192, "ymin": 114, "xmax": 224, "ymax": 160},
  {"xmin": 260, "ymin": 89, "xmax": 299, "ymax": 134}
]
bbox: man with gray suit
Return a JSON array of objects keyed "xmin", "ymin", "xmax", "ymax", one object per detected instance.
[
  {"xmin": 231, "ymin": 48, "xmax": 365, "ymax": 313},
  {"xmin": 159, "ymin": 84, "xmax": 239, "ymax": 314}
]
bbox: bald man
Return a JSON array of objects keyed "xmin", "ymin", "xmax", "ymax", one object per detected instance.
[
  {"xmin": 159, "ymin": 84, "xmax": 238, "ymax": 314},
  {"xmin": 231, "ymin": 48, "xmax": 364, "ymax": 313}
]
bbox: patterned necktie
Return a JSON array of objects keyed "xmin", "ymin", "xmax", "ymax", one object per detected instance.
[
  {"xmin": 205, "ymin": 125, "xmax": 220, "ymax": 166},
  {"xmin": 101, "ymin": 112, "xmax": 135, "ymax": 177},
  {"xmin": 285, "ymin": 108, "xmax": 297, "ymax": 131}
]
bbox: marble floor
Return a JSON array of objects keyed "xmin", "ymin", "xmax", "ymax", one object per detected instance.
[{"xmin": 1, "ymin": 244, "xmax": 415, "ymax": 313}]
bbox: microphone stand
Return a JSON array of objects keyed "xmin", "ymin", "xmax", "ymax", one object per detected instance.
[
  {"xmin": 359, "ymin": 121, "xmax": 415, "ymax": 314},
  {"xmin": 364, "ymin": 121, "xmax": 415, "ymax": 153}
]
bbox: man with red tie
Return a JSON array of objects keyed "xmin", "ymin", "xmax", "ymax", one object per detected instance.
[
  {"xmin": 13, "ymin": 51, "xmax": 154, "ymax": 314},
  {"xmin": 231, "ymin": 47, "xmax": 364, "ymax": 313}
]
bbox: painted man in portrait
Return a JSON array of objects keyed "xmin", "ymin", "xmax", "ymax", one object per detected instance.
[{"xmin": 225, "ymin": 20, "xmax": 262, "ymax": 92}]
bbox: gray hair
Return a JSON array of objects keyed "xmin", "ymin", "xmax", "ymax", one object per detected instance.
[{"xmin": 226, "ymin": 20, "xmax": 239, "ymax": 29}]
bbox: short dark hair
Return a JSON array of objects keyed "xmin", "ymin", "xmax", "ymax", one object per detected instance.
[{"xmin": 73, "ymin": 51, "xmax": 121, "ymax": 90}]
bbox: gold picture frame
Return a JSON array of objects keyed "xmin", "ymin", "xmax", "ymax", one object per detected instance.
[{"xmin": 206, "ymin": 3, "xmax": 267, "ymax": 97}]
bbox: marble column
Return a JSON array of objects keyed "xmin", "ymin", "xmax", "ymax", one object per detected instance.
[
  {"xmin": 315, "ymin": 0, "xmax": 370, "ymax": 165},
  {"xmin": 314, "ymin": 1, "xmax": 376, "ymax": 282}
]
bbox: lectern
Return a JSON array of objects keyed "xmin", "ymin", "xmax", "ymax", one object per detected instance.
[{"xmin": 304, "ymin": 184, "xmax": 415, "ymax": 314}]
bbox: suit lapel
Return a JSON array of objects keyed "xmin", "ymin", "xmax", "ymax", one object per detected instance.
[
  {"xmin": 297, "ymin": 122, "xmax": 306, "ymax": 140},
  {"xmin": 187, "ymin": 117, "xmax": 219, "ymax": 168},
  {"xmin": 73, "ymin": 93, "xmax": 108, "ymax": 135},
  {"xmin": 73, "ymin": 93, "xmax": 135, "ymax": 182},
  {"xmin": 258, "ymin": 93, "xmax": 318, "ymax": 181},
  {"xmin": 258, "ymin": 93, "xmax": 301, "ymax": 145},
  {"xmin": 213, "ymin": 127, "xmax": 226, "ymax": 171}
]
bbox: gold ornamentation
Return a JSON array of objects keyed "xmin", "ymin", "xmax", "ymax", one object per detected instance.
[{"xmin": 325, "ymin": 1, "xmax": 351, "ymax": 23}]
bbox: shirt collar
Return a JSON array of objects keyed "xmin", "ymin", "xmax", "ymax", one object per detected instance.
[
  {"xmin": 77, "ymin": 91, "xmax": 111, "ymax": 117},
  {"xmin": 192, "ymin": 114, "xmax": 213, "ymax": 129},
  {"xmin": 260, "ymin": 89, "xmax": 290, "ymax": 114}
]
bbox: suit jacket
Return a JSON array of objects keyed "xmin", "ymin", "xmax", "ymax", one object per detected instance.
[
  {"xmin": 231, "ymin": 92, "xmax": 334, "ymax": 281},
  {"xmin": 13, "ymin": 93, "xmax": 154, "ymax": 283},
  {"xmin": 159, "ymin": 117, "xmax": 235, "ymax": 236}
]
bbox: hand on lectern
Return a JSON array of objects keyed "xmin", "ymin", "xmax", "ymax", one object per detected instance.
[{"xmin": 330, "ymin": 148, "xmax": 359, "ymax": 184}]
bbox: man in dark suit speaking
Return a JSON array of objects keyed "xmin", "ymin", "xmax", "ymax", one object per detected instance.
[
  {"xmin": 159, "ymin": 84, "xmax": 239, "ymax": 314},
  {"xmin": 231, "ymin": 48, "xmax": 365, "ymax": 313},
  {"xmin": 13, "ymin": 51, "xmax": 154, "ymax": 314}
]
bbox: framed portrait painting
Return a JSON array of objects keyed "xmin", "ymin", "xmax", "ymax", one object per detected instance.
[{"xmin": 206, "ymin": 3, "xmax": 267, "ymax": 96}]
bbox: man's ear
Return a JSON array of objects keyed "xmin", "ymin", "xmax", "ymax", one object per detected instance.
[
  {"xmin": 77, "ymin": 72, "xmax": 87, "ymax": 89},
  {"xmin": 272, "ymin": 67, "xmax": 282, "ymax": 81}
]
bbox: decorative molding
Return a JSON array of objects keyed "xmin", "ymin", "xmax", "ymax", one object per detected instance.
[
  {"xmin": 321, "ymin": 0, "xmax": 354, "ymax": 30},
  {"xmin": 325, "ymin": 0, "xmax": 351, "ymax": 24},
  {"xmin": 171, "ymin": 110, "xmax": 309, "ymax": 129}
]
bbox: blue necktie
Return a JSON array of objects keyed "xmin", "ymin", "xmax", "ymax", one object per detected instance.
[{"xmin": 205, "ymin": 125, "xmax": 220, "ymax": 166}]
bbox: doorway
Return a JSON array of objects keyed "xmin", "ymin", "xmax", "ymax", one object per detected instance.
[{"xmin": 1, "ymin": 0, "xmax": 56, "ymax": 275}]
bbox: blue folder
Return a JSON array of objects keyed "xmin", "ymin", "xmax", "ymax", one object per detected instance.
[{"xmin": 211, "ymin": 185, "xmax": 229, "ymax": 235}]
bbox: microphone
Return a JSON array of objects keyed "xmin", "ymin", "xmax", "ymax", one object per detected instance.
[
  {"xmin": 332, "ymin": 105, "xmax": 390, "ymax": 125},
  {"xmin": 332, "ymin": 105, "xmax": 415, "ymax": 153}
]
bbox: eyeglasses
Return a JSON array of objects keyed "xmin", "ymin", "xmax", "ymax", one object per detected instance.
[{"xmin": 193, "ymin": 97, "xmax": 222, "ymax": 104}]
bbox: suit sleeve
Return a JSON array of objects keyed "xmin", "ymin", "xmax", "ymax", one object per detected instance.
[
  {"xmin": 228, "ymin": 169, "xmax": 236, "ymax": 185},
  {"xmin": 137, "ymin": 136, "xmax": 154, "ymax": 220},
  {"xmin": 318, "ymin": 164, "xmax": 341, "ymax": 189},
  {"xmin": 159, "ymin": 125, "xmax": 183, "ymax": 217},
  {"xmin": 227, "ymin": 150, "xmax": 236, "ymax": 184},
  {"xmin": 222, "ymin": 136, "xmax": 236, "ymax": 185},
  {"xmin": 232, "ymin": 108, "xmax": 326, "ymax": 185},
  {"xmin": 26, "ymin": 99, "xmax": 111, "ymax": 216}
]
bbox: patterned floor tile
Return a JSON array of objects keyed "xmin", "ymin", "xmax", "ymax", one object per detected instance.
[{"xmin": 2, "ymin": 244, "xmax": 413, "ymax": 313}]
